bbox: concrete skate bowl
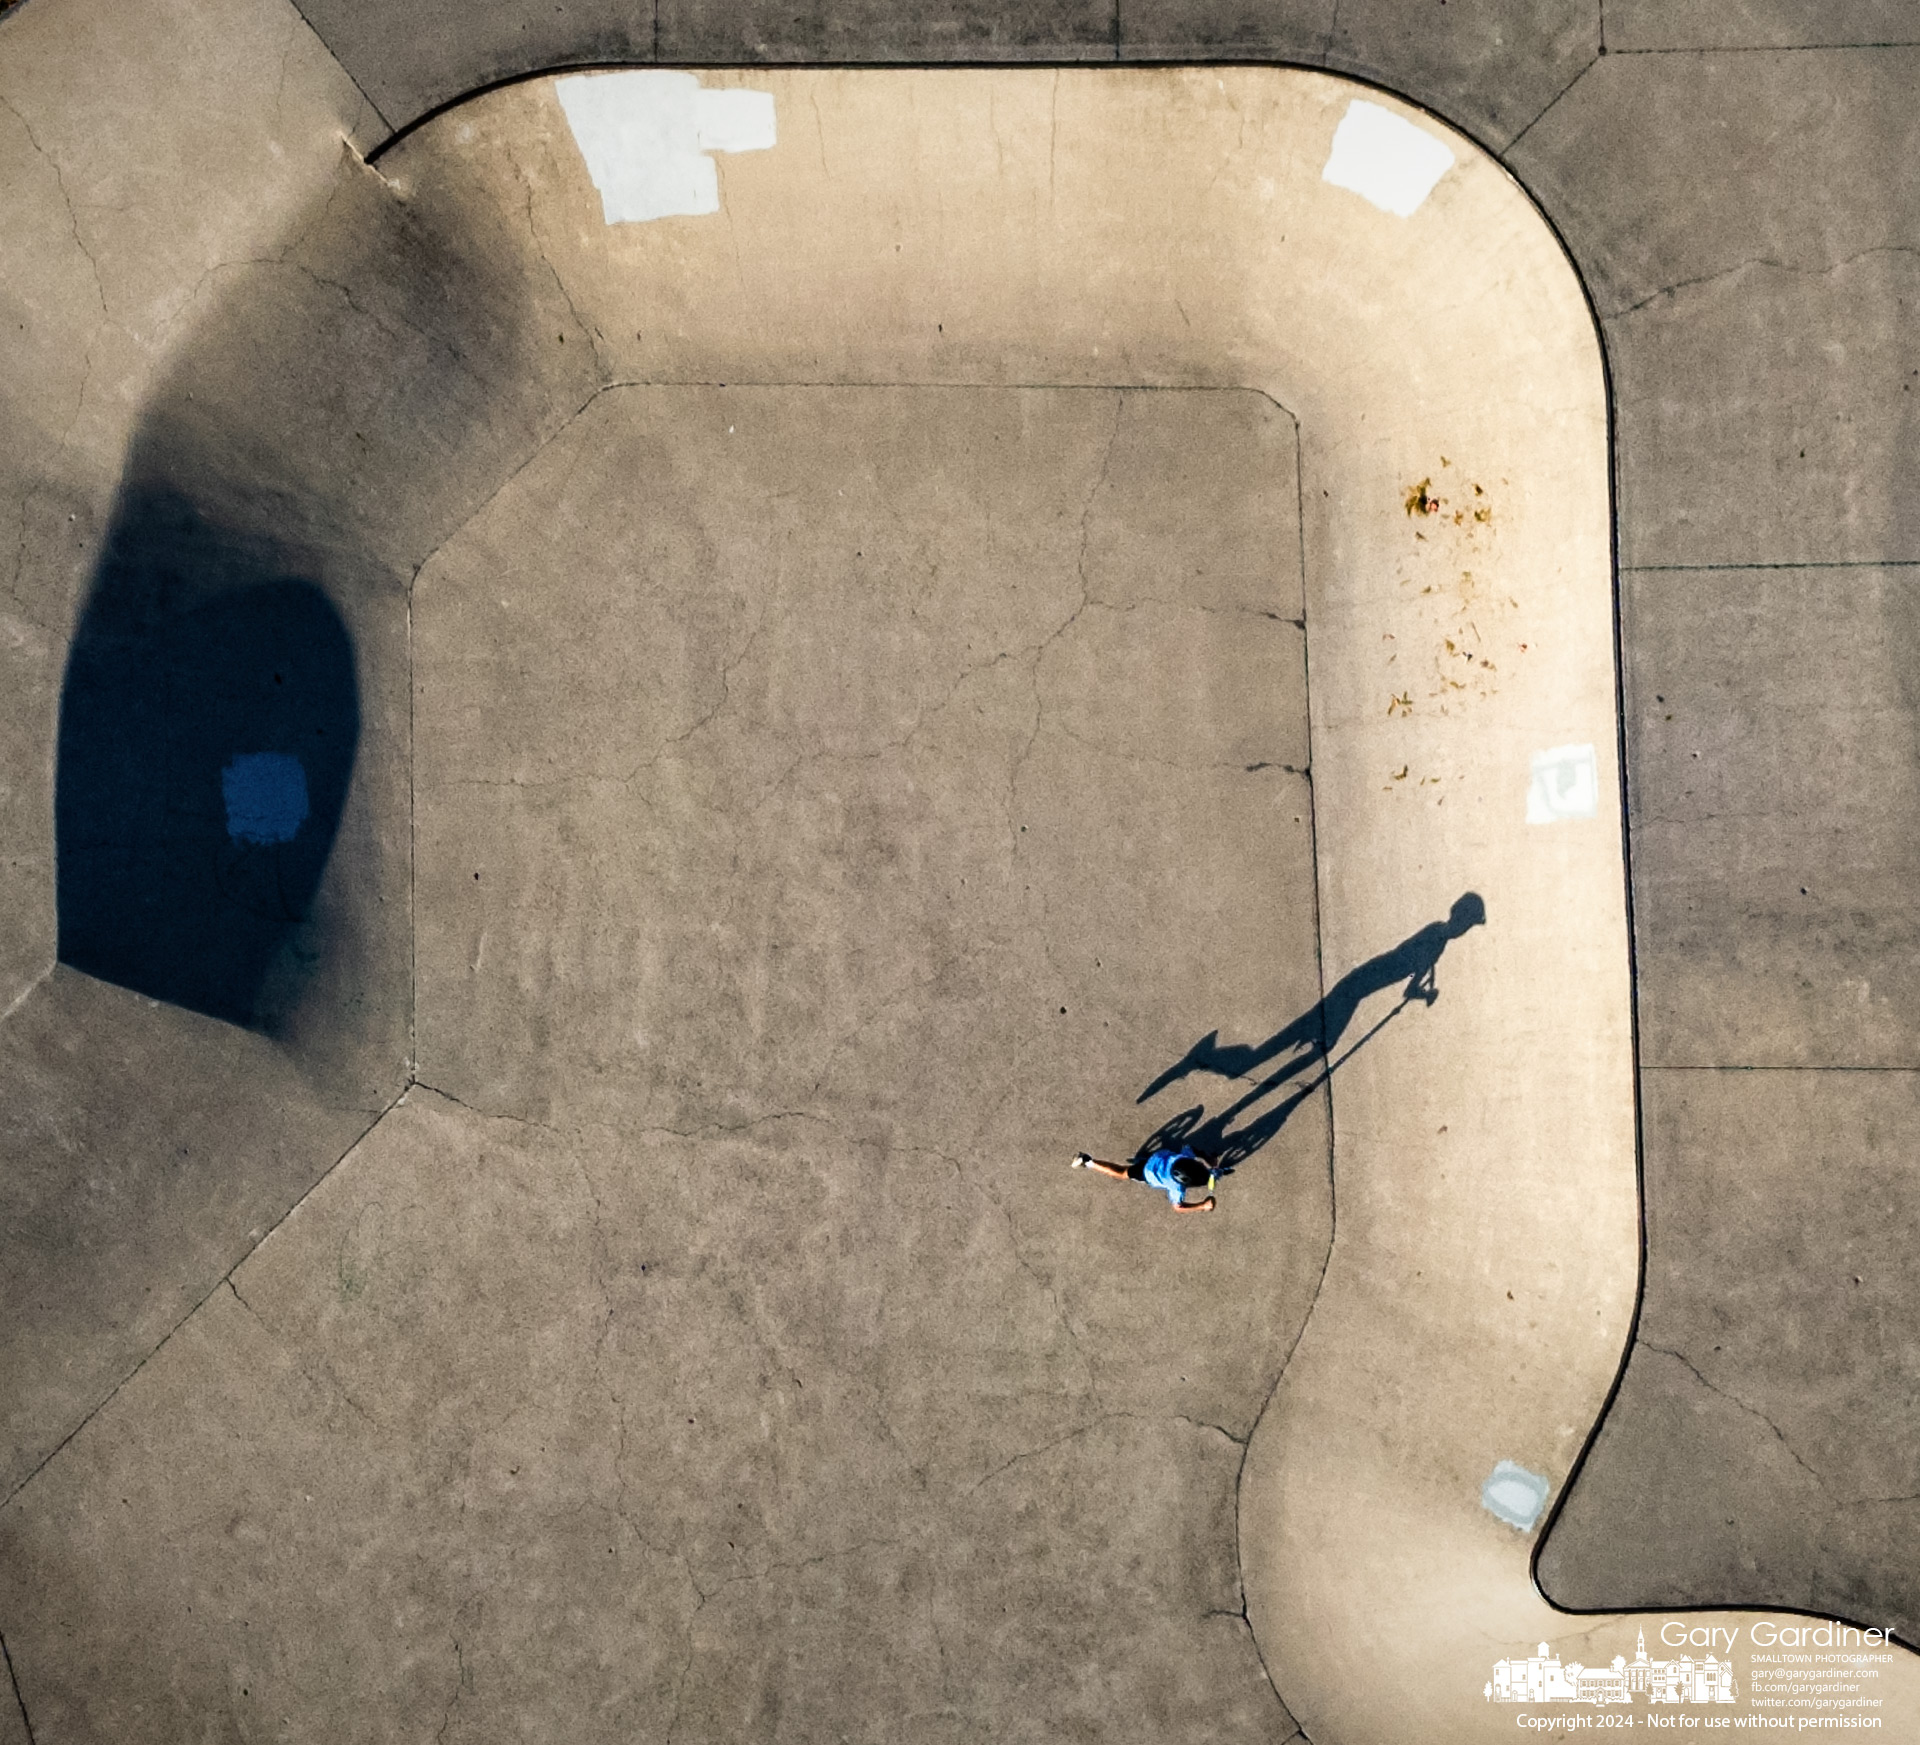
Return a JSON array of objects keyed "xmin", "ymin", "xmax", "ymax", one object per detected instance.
[{"xmin": 2, "ymin": 56, "xmax": 1916, "ymax": 1744}]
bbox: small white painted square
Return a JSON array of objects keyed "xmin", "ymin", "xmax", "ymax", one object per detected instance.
[
  {"xmin": 1526, "ymin": 743, "xmax": 1600, "ymax": 824},
  {"xmin": 556, "ymin": 71, "xmax": 776, "ymax": 225},
  {"xmin": 1321, "ymin": 99, "xmax": 1456, "ymax": 218},
  {"xmin": 1481, "ymin": 1460, "xmax": 1551, "ymax": 1532}
]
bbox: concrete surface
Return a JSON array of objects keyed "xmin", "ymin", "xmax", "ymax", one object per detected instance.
[
  {"xmin": 1123, "ymin": 0, "xmax": 1601, "ymax": 149},
  {"xmin": 0, "ymin": 0, "xmax": 1917, "ymax": 1739},
  {"xmin": 1539, "ymin": 1069, "xmax": 1920, "ymax": 1639},
  {"xmin": 3, "ymin": 64, "xmax": 1348, "ymax": 1737},
  {"xmin": 1498, "ymin": 24, "xmax": 1920, "ymax": 1642},
  {"xmin": 1605, "ymin": 2, "xmax": 1920, "ymax": 50},
  {"xmin": 4, "ymin": 365, "xmax": 1331, "ymax": 1740},
  {"xmin": 0, "ymin": 0, "xmax": 378, "ymax": 1008},
  {"xmin": 0, "ymin": 970, "xmax": 392, "ymax": 1500},
  {"xmin": 1, "ymin": 5, "xmax": 598, "ymax": 1516},
  {"xmin": 1506, "ymin": 47, "xmax": 1920, "ymax": 569},
  {"xmin": 1624, "ymin": 565, "xmax": 1920, "ymax": 1066},
  {"xmin": 280, "ymin": 0, "xmax": 1606, "ymax": 150}
]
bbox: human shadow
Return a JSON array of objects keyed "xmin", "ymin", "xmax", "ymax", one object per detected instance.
[{"xmin": 1134, "ymin": 892, "xmax": 1486, "ymax": 1174}]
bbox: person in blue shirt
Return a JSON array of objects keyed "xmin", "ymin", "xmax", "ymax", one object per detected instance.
[{"xmin": 1070, "ymin": 1146, "xmax": 1216, "ymax": 1213}]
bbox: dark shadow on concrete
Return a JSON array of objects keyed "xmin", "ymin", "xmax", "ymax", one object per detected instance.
[
  {"xmin": 3, "ymin": 136, "xmax": 575, "ymax": 1517},
  {"xmin": 56, "ymin": 487, "xmax": 360, "ymax": 1031},
  {"xmin": 1136, "ymin": 892, "xmax": 1485, "ymax": 1172}
]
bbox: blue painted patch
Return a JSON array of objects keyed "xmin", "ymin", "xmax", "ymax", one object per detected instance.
[
  {"xmin": 1481, "ymin": 1460, "xmax": 1551, "ymax": 1532},
  {"xmin": 222, "ymin": 753, "xmax": 309, "ymax": 845}
]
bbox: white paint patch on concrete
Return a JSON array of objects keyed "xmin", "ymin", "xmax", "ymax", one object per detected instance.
[
  {"xmin": 1526, "ymin": 743, "xmax": 1600, "ymax": 824},
  {"xmin": 1481, "ymin": 1460, "xmax": 1551, "ymax": 1531},
  {"xmin": 1321, "ymin": 99, "xmax": 1455, "ymax": 218},
  {"xmin": 555, "ymin": 71, "xmax": 776, "ymax": 224}
]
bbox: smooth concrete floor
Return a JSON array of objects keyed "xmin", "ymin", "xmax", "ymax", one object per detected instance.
[{"xmin": 2, "ymin": 0, "xmax": 1918, "ymax": 1738}]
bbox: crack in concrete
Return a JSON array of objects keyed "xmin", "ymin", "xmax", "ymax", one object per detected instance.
[
  {"xmin": 1640, "ymin": 1339, "xmax": 1828, "ymax": 1490},
  {"xmin": 512, "ymin": 151, "xmax": 611, "ymax": 378},
  {"xmin": 0, "ymin": 92, "xmax": 107, "ymax": 321},
  {"xmin": 1203, "ymin": 1593, "xmax": 1287, "ymax": 1704},
  {"xmin": 664, "ymin": 1531, "xmax": 912, "ymax": 1739},
  {"xmin": 145, "ymin": 147, "xmax": 369, "ymax": 353},
  {"xmin": 410, "ymin": 1079, "xmax": 570, "ymax": 1141},
  {"xmin": 612, "ymin": 599, "xmax": 775, "ymax": 786},
  {"xmin": 1, "ymin": 89, "xmax": 111, "ymax": 621},
  {"xmin": 1042, "ymin": 713, "xmax": 1309, "ymax": 778},
  {"xmin": 1087, "ymin": 594, "xmax": 1303, "ymax": 626},
  {"xmin": 424, "ymin": 771, "xmax": 661, "ymax": 795},
  {"xmin": 1177, "ymin": 1413, "xmax": 1249, "ymax": 1449},
  {"xmin": 5, "ymin": 484, "xmax": 31, "ymax": 617},
  {"xmin": 648, "ymin": 1107, "xmax": 830, "ymax": 1143},
  {"xmin": 1603, "ymin": 243, "xmax": 1920, "ymax": 323},
  {"xmin": 280, "ymin": 257, "xmax": 498, "ymax": 405},
  {"xmin": 963, "ymin": 1416, "xmax": 1115, "ymax": 1495},
  {"xmin": 271, "ymin": 11, "xmax": 300, "ymax": 133},
  {"xmin": 414, "ymin": 1077, "xmax": 831, "ymax": 1156},
  {"xmin": 803, "ymin": 965, "xmax": 942, "ymax": 1108},
  {"xmin": 950, "ymin": 1401, "xmax": 1288, "ymax": 1724},
  {"xmin": 721, "ymin": 192, "xmax": 748, "ymax": 302},
  {"xmin": 6, "ymin": 383, "xmax": 91, "ymax": 618},
  {"xmin": 75, "ymin": 158, "xmax": 501, "ymax": 469},
  {"xmin": 663, "ymin": 1610, "xmax": 697, "ymax": 1745},
  {"xmin": 809, "ymin": 87, "xmax": 831, "ymax": 180},
  {"xmin": 555, "ymin": 1493, "xmax": 699, "ymax": 1608},
  {"xmin": 862, "ymin": 1369, "xmax": 937, "ymax": 1497},
  {"xmin": 961, "ymin": 1405, "xmax": 1254, "ymax": 1496},
  {"xmin": 223, "ymin": 1279, "xmax": 383, "ymax": 1432},
  {"xmin": 1006, "ymin": 396, "xmax": 1121, "ymax": 854},
  {"xmin": 1630, "ymin": 806, "xmax": 1844, "ymax": 827},
  {"xmin": 429, "ymin": 411, "xmax": 1041, "ymax": 805},
  {"xmin": 610, "ymin": 1399, "xmax": 636, "ymax": 1522},
  {"xmin": 731, "ymin": 643, "xmax": 1026, "ymax": 800},
  {"xmin": 575, "ymin": 1151, "xmax": 618, "ymax": 1361},
  {"xmin": 0, "ymin": 1633, "xmax": 36, "ymax": 1745},
  {"xmin": 434, "ymin": 1638, "xmax": 470, "ymax": 1745},
  {"xmin": 998, "ymin": 1194, "xmax": 1103, "ymax": 1406},
  {"xmin": 1047, "ymin": 70, "xmax": 1060, "ymax": 206},
  {"xmin": 704, "ymin": 1532, "xmax": 907, "ymax": 1602},
  {"xmin": 924, "ymin": 1572, "xmax": 955, "ymax": 1710},
  {"xmin": 410, "ymin": 385, "xmax": 1235, "ymax": 837}
]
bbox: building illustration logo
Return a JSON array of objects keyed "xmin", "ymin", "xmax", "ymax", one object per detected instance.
[{"xmin": 1487, "ymin": 1630, "xmax": 1738, "ymax": 1707}]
